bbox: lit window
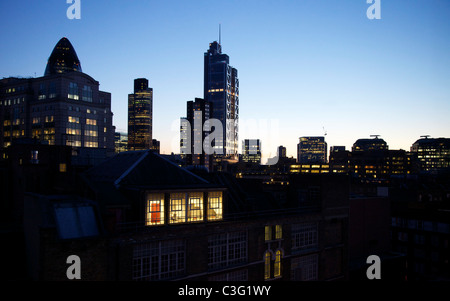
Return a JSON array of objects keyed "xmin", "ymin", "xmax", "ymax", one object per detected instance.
[
  {"xmin": 146, "ymin": 193, "xmax": 164, "ymax": 226},
  {"xmin": 84, "ymin": 141, "xmax": 98, "ymax": 148},
  {"xmin": 274, "ymin": 250, "xmax": 282, "ymax": 278},
  {"xmin": 84, "ymin": 130, "xmax": 98, "ymax": 137},
  {"xmin": 68, "ymin": 116, "xmax": 80, "ymax": 123},
  {"xmin": 59, "ymin": 163, "xmax": 67, "ymax": 173},
  {"xmin": 188, "ymin": 192, "xmax": 203, "ymax": 222},
  {"xmin": 208, "ymin": 191, "xmax": 223, "ymax": 221},
  {"xmin": 169, "ymin": 192, "xmax": 206, "ymax": 224},
  {"xmin": 169, "ymin": 193, "xmax": 186, "ymax": 224},
  {"xmin": 68, "ymin": 82, "xmax": 79, "ymax": 100},
  {"xmin": 275, "ymin": 225, "xmax": 282, "ymax": 240},
  {"xmin": 86, "ymin": 119, "xmax": 97, "ymax": 125},
  {"xmin": 264, "ymin": 252, "xmax": 271, "ymax": 280},
  {"xmin": 265, "ymin": 226, "xmax": 272, "ymax": 241}
]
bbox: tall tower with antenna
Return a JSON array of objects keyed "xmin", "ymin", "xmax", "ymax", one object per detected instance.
[{"xmin": 204, "ymin": 25, "xmax": 239, "ymax": 165}]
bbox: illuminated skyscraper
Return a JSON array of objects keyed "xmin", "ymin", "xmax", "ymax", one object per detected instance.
[
  {"xmin": 128, "ymin": 78, "xmax": 153, "ymax": 151},
  {"xmin": 204, "ymin": 41, "xmax": 239, "ymax": 163}
]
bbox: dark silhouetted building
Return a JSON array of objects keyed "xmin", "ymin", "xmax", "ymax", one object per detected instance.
[
  {"xmin": 328, "ymin": 137, "xmax": 416, "ymax": 181},
  {"xmin": 242, "ymin": 139, "xmax": 261, "ymax": 164},
  {"xmin": 128, "ymin": 78, "xmax": 153, "ymax": 151},
  {"xmin": 297, "ymin": 136, "xmax": 327, "ymax": 164},
  {"xmin": 329, "ymin": 146, "xmax": 350, "ymax": 174},
  {"xmin": 20, "ymin": 149, "xmax": 349, "ymax": 281},
  {"xmin": 278, "ymin": 145, "xmax": 287, "ymax": 159},
  {"xmin": 390, "ymin": 174, "xmax": 450, "ymax": 280},
  {"xmin": 180, "ymin": 98, "xmax": 212, "ymax": 170},
  {"xmin": 352, "ymin": 136, "xmax": 388, "ymax": 152},
  {"xmin": 410, "ymin": 136, "xmax": 450, "ymax": 173},
  {"xmin": 0, "ymin": 37, "xmax": 115, "ymax": 155}
]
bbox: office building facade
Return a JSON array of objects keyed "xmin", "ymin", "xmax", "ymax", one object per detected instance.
[
  {"xmin": 242, "ymin": 139, "xmax": 261, "ymax": 164},
  {"xmin": 128, "ymin": 78, "xmax": 153, "ymax": 151},
  {"xmin": 297, "ymin": 136, "xmax": 327, "ymax": 164},
  {"xmin": 0, "ymin": 37, "xmax": 115, "ymax": 155},
  {"xmin": 410, "ymin": 137, "xmax": 450, "ymax": 173}
]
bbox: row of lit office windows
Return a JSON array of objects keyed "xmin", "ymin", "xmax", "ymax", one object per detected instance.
[
  {"xmin": 65, "ymin": 140, "xmax": 98, "ymax": 148},
  {"xmin": 68, "ymin": 116, "xmax": 97, "ymax": 125},
  {"xmin": 145, "ymin": 191, "xmax": 223, "ymax": 226}
]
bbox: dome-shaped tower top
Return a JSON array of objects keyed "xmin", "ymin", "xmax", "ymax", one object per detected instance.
[{"xmin": 44, "ymin": 37, "xmax": 82, "ymax": 76}]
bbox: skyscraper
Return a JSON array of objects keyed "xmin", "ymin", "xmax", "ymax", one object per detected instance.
[
  {"xmin": 180, "ymin": 98, "xmax": 212, "ymax": 170},
  {"xmin": 204, "ymin": 41, "xmax": 239, "ymax": 162},
  {"xmin": 128, "ymin": 78, "xmax": 153, "ymax": 151},
  {"xmin": 297, "ymin": 137, "xmax": 328, "ymax": 164},
  {"xmin": 0, "ymin": 37, "xmax": 115, "ymax": 154}
]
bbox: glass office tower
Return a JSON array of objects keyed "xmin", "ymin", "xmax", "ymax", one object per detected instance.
[
  {"xmin": 128, "ymin": 78, "xmax": 153, "ymax": 151},
  {"xmin": 204, "ymin": 41, "xmax": 239, "ymax": 162}
]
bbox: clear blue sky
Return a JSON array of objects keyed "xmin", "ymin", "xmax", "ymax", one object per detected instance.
[{"xmin": 1, "ymin": 0, "xmax": 449, "ymax": 161}]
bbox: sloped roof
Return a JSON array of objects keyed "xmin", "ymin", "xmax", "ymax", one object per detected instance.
[{"xmin": 84, "ymin": 150, "xmax": 213, "ymax": 190}]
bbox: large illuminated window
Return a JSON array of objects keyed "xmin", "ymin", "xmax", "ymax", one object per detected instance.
[
  {"xmin": 169, "ymin": 192, "xmax": 206, "ymax": 224},
  {"xmin": 188, "ymin": 192, "xmax": 203, "ymax": 222},
  {"xmin": 208, "ymin": 191, "xmax": 223, "ymax": 221},
  {"xmin": 146, "ymin": 193, "xmax": 164, "ymax": 226},
  {"xmin": 170, "ymin": 193, "xmax": 186, "ymax": 224}
]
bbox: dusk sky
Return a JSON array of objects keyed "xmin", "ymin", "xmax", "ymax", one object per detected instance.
[{"xmin": 1, "ymin": 0, "xmax": 449, "ymax": 161}]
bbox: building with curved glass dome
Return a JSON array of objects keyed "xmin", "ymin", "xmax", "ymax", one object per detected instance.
[{"xmin": 0, "ymin": 37, "xmax": 115, "ymax": 154}]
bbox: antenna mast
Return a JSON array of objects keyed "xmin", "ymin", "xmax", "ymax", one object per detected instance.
[{"xmin": 219, "ymin": 23, "xmax": 221, "ymax": 45}]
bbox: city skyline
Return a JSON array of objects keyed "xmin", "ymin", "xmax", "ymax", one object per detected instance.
[{"xmin": 1, "ymin": 0, "xmax": 449, "ymax": 161}]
